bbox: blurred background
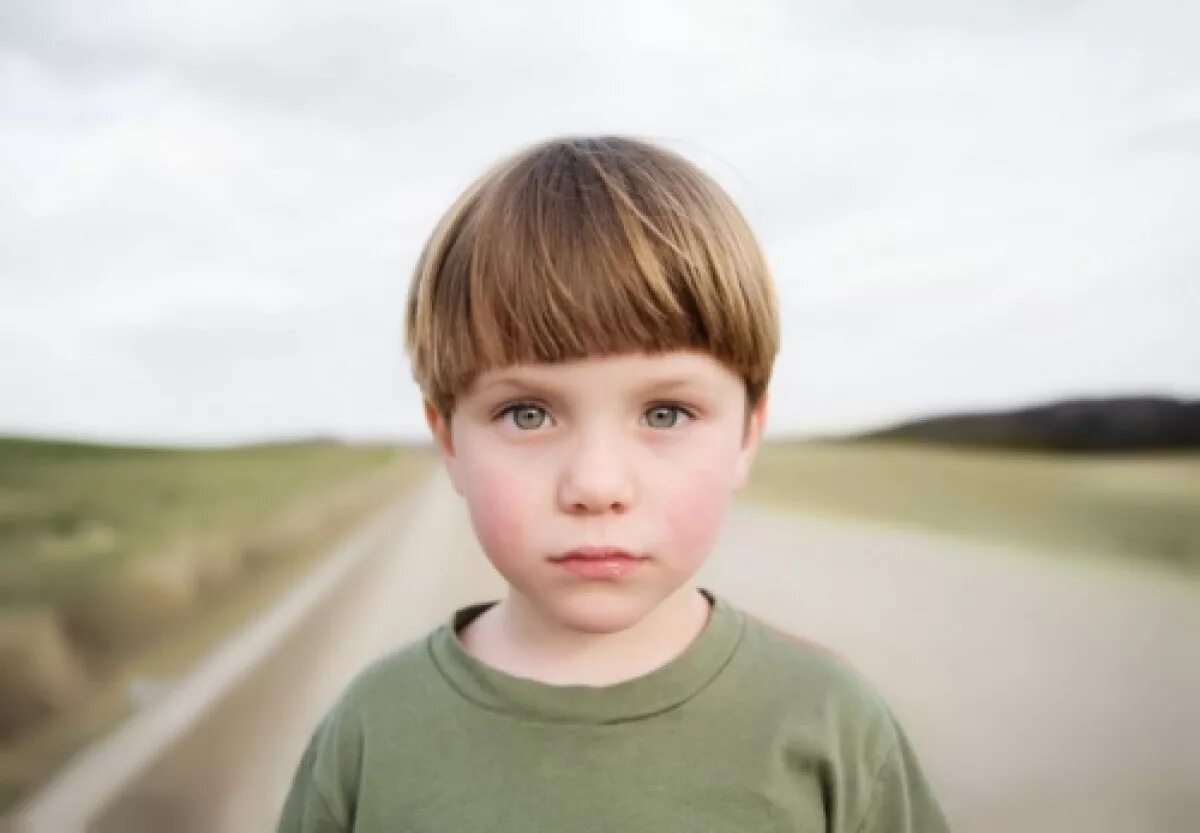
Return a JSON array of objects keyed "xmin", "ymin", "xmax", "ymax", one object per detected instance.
[{"xmin": 1, "ymin": 2, "xmax": 1197, "ymax": 832}]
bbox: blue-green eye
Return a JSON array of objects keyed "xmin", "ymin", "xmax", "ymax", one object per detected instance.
[
  {"xmin": 645, "ymin": 405, "xmax": 688, "ymax": 429},
  {"xmin": 502, "ymin": 404, "xmax": 548, "ymax": 430}
]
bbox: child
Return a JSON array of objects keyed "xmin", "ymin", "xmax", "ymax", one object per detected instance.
[{"xmin": 277, "ymin": 135, "xmax": 950, "ymax": 832}]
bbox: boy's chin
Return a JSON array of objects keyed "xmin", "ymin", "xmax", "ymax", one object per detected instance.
[{"xmin": 532, "ymin": 585, "xmax": 683, "ymax": 635}]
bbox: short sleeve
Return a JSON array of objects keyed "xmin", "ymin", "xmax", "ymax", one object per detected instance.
[
  {"xmin": 853, "ymin": 711, "xmax": 951, "ymax": 833},
  {"xmin": 276, "ymin": 707, "xmax": 363, "ymax": 833}
]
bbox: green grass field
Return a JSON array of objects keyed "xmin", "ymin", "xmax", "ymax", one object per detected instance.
[
  {"xmin": 743, "ymin": 439, "xmax": 1200, "ymax": 576},
  {"xmin": 0, "ymin": 436, "xmax": 434, "ymax": 810},
  {"xmin": 0, "ymin": 437, "xmax": 427, "ymax": 607}
]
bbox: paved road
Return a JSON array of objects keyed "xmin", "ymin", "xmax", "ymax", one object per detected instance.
[
  {"xmin": 81, "ymin": 470, "xmax": 1200, "ymax": 832},
  {"xmin": 702, "ymin": 504, "xmax": 1200, "ymax": 833}
]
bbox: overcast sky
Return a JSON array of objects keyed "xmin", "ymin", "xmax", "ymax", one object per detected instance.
[{"xmin": 2, "ymin": 1, "xmax": 1198, "ymax": 445}]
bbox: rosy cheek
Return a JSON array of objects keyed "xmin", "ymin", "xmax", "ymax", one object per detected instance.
[
  {"xmin": 462, "ymin": 460, "xmax": 532, "ymax": 568},
  {"xmin": 661, "ymin": 469, "xmax": 731, "ymax": 565}
]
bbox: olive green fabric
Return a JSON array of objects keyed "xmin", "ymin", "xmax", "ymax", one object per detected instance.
[{"xmin": 277, "ymin": 588, "xmax": 950, "ymax": 832}]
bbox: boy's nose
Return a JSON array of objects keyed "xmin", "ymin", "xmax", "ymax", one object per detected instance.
[{"xmin": 556, "ymin": 432, "xmax": 635, "ymax": 514}]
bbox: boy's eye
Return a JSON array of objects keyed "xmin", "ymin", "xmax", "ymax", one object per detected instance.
[
  {"xmin": 644, "ymin": 404, "xmax": 689, "ymax": 429},
  {"xmin": 498, "ymin": 403, "xmax": 691, "ymax": 431},
  {"xmin": 502, "ymin": 403, "xmax": 549, "ymax": 431}
]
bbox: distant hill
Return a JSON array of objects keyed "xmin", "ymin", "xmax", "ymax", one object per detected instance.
[{"xmin": 862, "ymin": 396, "xmax": 1200, "ymax": 451}]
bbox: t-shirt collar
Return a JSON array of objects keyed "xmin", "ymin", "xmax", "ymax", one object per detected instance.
[{"xmin": 428, "ymin": 587, "xmax": 744, "ymax": 724}]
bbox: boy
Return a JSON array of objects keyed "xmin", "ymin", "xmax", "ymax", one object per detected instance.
[{"xmin": 277, "ymin": 136, "xmax": 950, "ymax": 832}]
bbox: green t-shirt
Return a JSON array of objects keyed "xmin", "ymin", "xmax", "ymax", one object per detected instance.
[{"xmin": 277, "ymin": 588, "xmax": 950, "ymax": 832}]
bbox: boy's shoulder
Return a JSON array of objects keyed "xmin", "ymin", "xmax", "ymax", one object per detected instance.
[
  {"xmin": 334, "ymin": 629, "xmax": 442, "ymax": 717},
  {"xmin": 301, "ymin": 628, "xmax": 447, "ymax": 755},
  {"xmin": 728, "ymin": 606, "xmax": 951, "ymax": 832},
  {"xmin": 729, "ymin": 605, "xmax": 901, "ymax": 750},
  {"xmin": 736, "ymin": 605, "xmax": 875, "ymax": 691}
]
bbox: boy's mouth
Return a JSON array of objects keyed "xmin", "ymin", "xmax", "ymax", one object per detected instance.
[
  {"xmin": 549, "ymin": 546, "xmax": 649, "ymax": 579},
  {"xmin": 552, "ymin": 547, "xmax": 648, "ymax": 561}
]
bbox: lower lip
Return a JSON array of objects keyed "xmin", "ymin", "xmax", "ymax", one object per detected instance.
[{"xmin": 552, "ymin": 556, "xmax": 647, "ymax": 580}]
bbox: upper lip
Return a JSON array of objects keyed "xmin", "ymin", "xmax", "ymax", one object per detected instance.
[{"xmin": 551, "ymin": 545, "xmax": 645, "ymax": 561}]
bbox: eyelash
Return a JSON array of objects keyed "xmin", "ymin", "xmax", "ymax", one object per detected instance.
[{"xmin": 494, "ymin": 401, "xmax": 696, "ymax": 430}]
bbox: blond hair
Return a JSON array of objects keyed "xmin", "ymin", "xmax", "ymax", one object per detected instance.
[{"xmin": 404, "ymin": 135, "xmax": 779, "ymax": 420}]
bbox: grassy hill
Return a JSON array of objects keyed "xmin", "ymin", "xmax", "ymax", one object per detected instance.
[
  {"xmin": 1, "ymin": 437, "xmax": 412, "ymax": 609},
  {"xmin": 744, "ymin": 439, "xmax": 1200, "ymax": 577},
  {"xmin": 0, "ymin": 435, "xmax": 433, "ymax": 810}
]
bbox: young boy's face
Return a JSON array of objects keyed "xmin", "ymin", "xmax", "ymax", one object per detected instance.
[{"xmin": 425, "ymin": 349, "xmax": 767, "ymax": 635}]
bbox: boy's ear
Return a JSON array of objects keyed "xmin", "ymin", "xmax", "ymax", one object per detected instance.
[
  {"xmin": 424, "ymin": 401, "xmax": 464, "ymax": 495},
  {"xmin": 732, "ymin": 392, "xmax": 768, "ymax": 492},
  {"xmin": 424, "ymin": 401, "xmax": 452, "ymax": 456}
]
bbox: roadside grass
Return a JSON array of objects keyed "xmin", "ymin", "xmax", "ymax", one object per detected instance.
[
  {"xmin": 0, "ymin": 436, "xmax": 434, "ymax": 812},
  {"xmin": 742, "ymin": 439, "xmax": 1200, "ymax": 577}
]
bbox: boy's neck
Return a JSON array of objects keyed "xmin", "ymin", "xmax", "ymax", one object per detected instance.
[{"xmin": 458, "ymin": 584, "xmax": 712, "ymax": 687}]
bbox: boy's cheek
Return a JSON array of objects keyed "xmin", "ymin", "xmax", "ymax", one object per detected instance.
[
  {"xmin": 460, "ymin": 465, "xmax": 533, "ymax": 564},
  {"xmin": 660, "ymin": 474, "xmax": 732, "ymax": 562}
]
